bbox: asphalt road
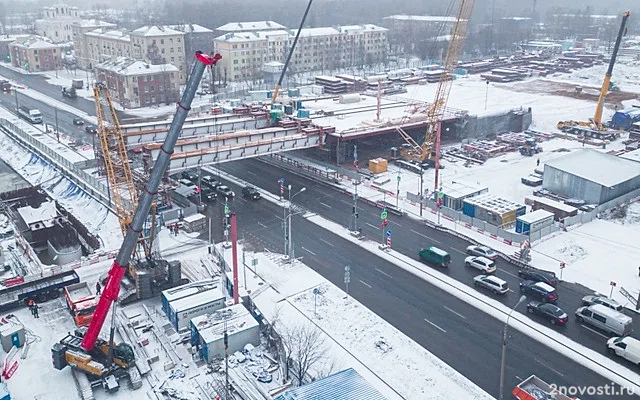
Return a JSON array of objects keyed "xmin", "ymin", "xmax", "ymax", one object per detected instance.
[
  {"xmin": 0, "ymin": 64, "xmax": 98, "ymax": 116},
  {"xmin": 196, "ymin": 169, "xmax": 639, "ymax": 399},
  {"xmin": 217, "ymin": 158, "xmax": 640, "ymax": 357}
]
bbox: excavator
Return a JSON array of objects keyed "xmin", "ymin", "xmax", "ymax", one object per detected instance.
[
  {"xmin": 557, "ymin": 11, "xmax": 630, "ymax": 136},
  {"xmin": 51, "ymin": 51, "xmax": 222, "ymax": 392}
]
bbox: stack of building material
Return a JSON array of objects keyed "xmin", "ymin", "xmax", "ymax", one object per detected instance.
[
  {"xmin": 368, "ymin": 158, "xmax": 388, "ymax": 173},
  {"xmin": 314, "ymin": 76, "xmax": 347, "ymax": 94},
  {"xmin": 496, "ymin": 132, "xmax": 531, "ymax": 146},
  {"xmin": 462, "ymin": 141, "xmax": 509, "ymax": 159}
]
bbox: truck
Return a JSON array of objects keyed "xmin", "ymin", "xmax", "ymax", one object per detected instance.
[
  {"xmin": 17, "ymin": 105, "xmax": 42, "ymax": 124},
  {"xmin": 64, "ymin": 282, "xmax": 98, "ymax": 327},
  {"xmin": 0, "ymin": 269, "xmax": 80, "ymax": 312},
  {"xmin": 62, "ymin": 87, "xmax": 77, "ymax": 99},
  {"xmin": 513, "ymin": 375, "xmax": 580, "ymax": 400}
]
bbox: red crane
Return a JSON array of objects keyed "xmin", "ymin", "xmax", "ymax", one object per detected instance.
[{"xmin": 81, "ymin": 52, "xmax": 222, "ymax": 351}]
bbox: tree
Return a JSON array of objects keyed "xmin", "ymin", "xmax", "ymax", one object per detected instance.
[{"xmin": 280, "ymin": 322, "xmax": 327, "ymax": 386}]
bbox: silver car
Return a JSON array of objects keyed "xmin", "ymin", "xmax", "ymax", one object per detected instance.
[
  {"xmin": 466, "ymin": 245, "xmax": 497, "ymax": 260},
  {"xmin": 473, "ymin": 274, "xmax": 508, "ymax": 294},
  {"xmin": 582, "ymin": 295, "xmax": 623, "ymax": 312}
]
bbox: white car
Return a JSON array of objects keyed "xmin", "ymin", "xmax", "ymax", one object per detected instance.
[
  {"xmin": 473, "ymin": 274, "xmax": 509, "ymax": 294},
  {"xmin": 466, "ymin": 245, "xmax": 497, "ymax": 260},
  {"xmin": 465, "ymin": 256, "xmax": 497, "ymax": 273}
]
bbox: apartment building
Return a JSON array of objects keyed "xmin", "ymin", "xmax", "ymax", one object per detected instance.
[
  {"xmin": 130, "ymin": 26, "xmax": 187, "ymax": 83},
  {"xmin": 34, "ymin": 2, "xmax": 81, "ymax": 43},
  {"xmin": 9, "ymin": 35, "xmax": 61, "ymax": 72},
  {"xmin": 72, "ymin": 19, "xmax": 117, "ymax": 68},
  {"xmin": 168, "ymin": 24, "xmax": 215, "ymax": 61},
  {"xmin": 84, "ymin": 28, "xmax": 131, "ymax": 69},
  {"xmin": 214, "ymin": 21, "xmax": 286, "ymax": 37},
  {"xmin": 213, "ymin": 24, "xmax": 388, "ymax": 82},
  {"xmin": 94, "ymin": 57, "xmax": 180, "ymax": 109}
]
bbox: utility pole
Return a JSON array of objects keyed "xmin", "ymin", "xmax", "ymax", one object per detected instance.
[
  {"xmin": 13, "ymin": 88, "xmax": 18, "ymax": 115},
  {"xmin": 197, "ymin": 161, "xmax": 202, "ymax": 205},
  {"xmin": 54, "ymin": 107, "xmax": 59, "ymax": 142},
  {"xmin": 419, "ymin": 167, "xmax": 424, "ymax": 217},
  {"xmin": 352, "ymin": 180, "xmax": 360, "ymax": 232},
  {"xmin": 396, "ymin": 169, "xmax": 401, "ymax": 208},
  {"xmin": 224, "ymin": 318, "xmax": 229, "ymax": 400}
]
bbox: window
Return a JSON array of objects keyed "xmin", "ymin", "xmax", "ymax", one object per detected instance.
[
  {"xmin": 171, "ymin": 57, "xmax": 175, "ymax": 62},
  {"xmin": 177, "ymin": 47, "xmax": 181, "ymax": 53},
  {"xmin": 233, "ymin": 59, "xmax": 238, "ymax": 64},
  {"xmin": 170, "ymin": 47, "xmax": 174, "ymax": 53},
  {"xmin": 150, "ymin": 86, "xmax": 154, "ymax": 92},
  {"xmin": 161, "ymin": 39, "xmax": 164, "ymax": 44},
  {"xmin": 593, "ymin": 314, "xmax": 606, "ymax": 323}
]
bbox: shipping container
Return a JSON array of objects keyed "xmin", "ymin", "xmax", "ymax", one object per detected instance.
[
  {"xmin": 515, "ymin": 209, "xmax": 555, "ymax": 234},
  {"xmin": 528, "ymin": 196, "xmax": 578, "ymax": 221},
  {"xmin": 161, "ymin": 279, "xmax": 221, "ymax": 316},
  {"xmin": 441, "ymin": 182, "xmax": 488, "ymax": 210},
  {"xmin": 166, "ymin": 288, "xmax": 225, "ymax": 331},
  {"xmin": 462, "ymin": 194, "xmax": 525, "ymax": 227},
  {"xmin": 190, "ymin": 304, "xmax": 260, "ymax": 362}
]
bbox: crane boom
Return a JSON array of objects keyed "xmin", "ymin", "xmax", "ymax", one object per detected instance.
[
  {"xmin": 80, "ymin": 52, "xmax": 222, "ymax": 352},
  {"xmin": 592, "ymin": 11, "xmax": 630, "ymax": 128},
  {"xmin": 398, "ymin": 0, "xmax": 475, "ymax": 163}
]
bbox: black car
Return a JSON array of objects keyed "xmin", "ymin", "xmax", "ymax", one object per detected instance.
[
  {"xmin": 85, "ymin": 125, "xmax": 97, "ymax": 134},
  {"xmin": 181, "ymin": 169, "xmax": 199, "ymax": 182},
  {"xmin": 72, "ymin": 118, "xmax": 84, "ymax": 125},
  {"xmin": 518, "ymin": 268, "xmax": 558, "ymax": 287},
  {"xmin": 526, "ymin": 301, "xmax": 568, "ymax": 325},
  {"xmin": 201, "ymin": 175, "xmax": 220, "ymax": 188},
  {"xmin": 242, "ymin": 186, "xmax": 261, "ymax": 200},
  {"xmin": 200, "ymin": 187, "xmax": 217, "ymax": 202},
  {"xmin": 519, "ymin": 280, "xmax": 558, "ymax": 303}
]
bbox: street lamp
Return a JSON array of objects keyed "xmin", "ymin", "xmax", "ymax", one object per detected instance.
[
  {"xmin": 285, "ymin": 185, "xmax": 306, "ymax": 259},
  {"xmin": 499, "ymin": 295, "xmax": 526, "ymax": 400}
]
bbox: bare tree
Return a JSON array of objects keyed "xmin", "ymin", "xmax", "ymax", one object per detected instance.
[{"xmin": 280, "ymin": 323, "xmax": 327, "ymax": 386}]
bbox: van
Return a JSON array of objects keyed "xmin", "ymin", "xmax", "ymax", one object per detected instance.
[
  {"xmin": 419, "ymin": 246, "xmax": 451, "ymax": 267},
  {"xmin": 575, "ymin": 304, "xmax": 633, "ymax": 336},
  {"xmin": 607, "ymin": 336, "xmax": 640, "ymax": 366}
]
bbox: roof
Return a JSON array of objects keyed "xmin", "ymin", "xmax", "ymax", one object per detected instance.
[
  {"xmin": 168, "ymin": 24, "xmax": 213, "ymax": 33},
  {"xmin": 162, "ymin": 279, "xmax": 221, "ymax": 303},
  {"xmin": 11, "ymin": 35, "xmax": 58, "ymax": 50},
  {"xmin": 463, "ymin": 193, "xmax": 524, "ymax": 213},
  {"xmin": 73, "ymin": 19, "xmax": 116, "ymax": 28},
  {"xmin": 516, "ymin": 209, "xmax": 554, "ymax": 224},
  {"xmin": 216, "ymin": 21, "xmax": 286, "ymax": 32},
  {"xmin": 620, "ymin": 148, "xmax": 640, "ymax": 164},
  {"xmin": 527, "ymin": 196, "xmax": 578, "ymax": 213},
  {"xmin": 275, "ymin": 368, "xmax": 388, "ymax": 400},
  {"xmin": 85, "ymin": 28, "xmax": 130, "ymax": 42},
  {"xmin": 383, "ymin": 15, "xmax": 458, "ymax": 23},
  {"xmin": 16, "ymin": 201, "xmax": 58, "ymax": 226},
  {"xmin": 169, "ymin": 288, "xmax": 224, "ymax": 313},
  {"xmin": 131, "ymin": 25, "xmax": 183, "ymax": 37},
  {"xmin": 214, "ymin": 31, "xmax": 269, "ymax": 42},
  {"xmin": 442, "ymin": 181, "xmax": 488, "ymax": 199},
  {"xmin": 545, "ymin": 149, "xmax": 640, "ymax": 187},
  {"xmin": 95, "ymin": 57, "xmax": 178, "ymax": 76},
  {"xmin": 193, "ymin": 304, "xmax": 259, "ymax": 344}
]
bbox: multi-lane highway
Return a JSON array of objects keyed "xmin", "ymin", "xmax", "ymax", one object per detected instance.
[{"xmin": 198, "ymin": 162, "xmax": 638, "ymax": 399}]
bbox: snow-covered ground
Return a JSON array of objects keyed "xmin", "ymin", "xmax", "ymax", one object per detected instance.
[
  {"xmin": 544, "ymin": 57, "xmax": 640, "ymax": 93},
  {"xmin": 0, "ymin": 125, "xmax": 122, "ymax": 253}
]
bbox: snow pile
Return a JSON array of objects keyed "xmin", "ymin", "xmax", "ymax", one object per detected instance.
[
  {"xmin": 549, "ymin": 239, "xmax": 588, "ymax": 265},
  {"xmin": 548, "ymin": 60, "xmax": 640, "ymax": 94},
  {"xmin": 0, "ymin": 129, "xmax": 122, "ymax": 252}
]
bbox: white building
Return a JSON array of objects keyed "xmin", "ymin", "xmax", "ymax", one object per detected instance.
[{"xmin": 34, "ymin": 2, "xmax": 82, "ymax": 43}]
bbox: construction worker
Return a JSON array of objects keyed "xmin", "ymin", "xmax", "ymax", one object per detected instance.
[
  {"xmin": 28, "ymin": 299, "xmax": 35, "ymax": 316},
  {"xmin": 95, "ymin": 281, "xmax": 102, "ymax": 295},
  {"xmin": 31, "ymin": 301, "xmax": 39, "ymax": 318},
  {"xmin": 536, "ymin": 158, "xmax": 540, "ymax": 167}
]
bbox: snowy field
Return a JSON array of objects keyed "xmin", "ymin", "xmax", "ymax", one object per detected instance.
[
  {"xmin": 221, "ymin": 243, "xmax": 494, "ymax": 400},
  {"xmin": 544, "ymin": 57, "xmax": 640, "ymax": 94}
]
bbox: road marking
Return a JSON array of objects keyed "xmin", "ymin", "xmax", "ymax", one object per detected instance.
[
  {"xmin": 319, "ymin": 238, "xmax": 334, "ymax": 247},
  {"xmin": 580, "ymin": 325, "xmax": 608, "ymax": 339},
  {"xmin": 257, "ymin": 222, "xmax": 268, "ymax": 228},
  {"xmin": 301, "ymin": 247, "xmax": 316, "ymax": 256},
  {"xmin": 535, "ymin": 358, "xmax": 565, "ymax": 377},
  {"xmin": 410, "ymin": 229, "xmax": 441, "ymax": 244},
  {"xmin": 424, "ymin": 318, "xmax": 447, "ymax": 333},
  {"xmin": 451, "ymin": 248, "xmax": 467, "ymax": 255},
  {"xmin": 319, "ymin": 202, "xmax": 332, "ymax": 208},
  {"xmin": 246, "ymin": 171, "xmax": 257, "ymax": 176},
  {"xmin": 389, "ymin": 220, "xmax": 402, "ymax": 227},
  {"xmin": 498, "ymin": 268, "xmax": 520, "ymax": 279},
  {"xmin": 507, "ymin": 289, "xmax": 515, "ymax": 293},
  {"xmin": 339, "ymin": 199, "xmax": 352, "ymax": 206},
  {"xmin": 515, "ymin": 375, "xmax": 522, "ymax": 382},
  {"xmin": 443, "ymin": 305, "xmax": 466, "ymax": 319},
  {"xmin": 359, "ymin": 280, "xmax": 372, "ymax": 288},
  {"xmin": 365, "ymin": 222, "xmax": 379, "ymax": 230},
  {"xmin": 375, "ymin": 268, "xmax": 392, "ymax": 278}
]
